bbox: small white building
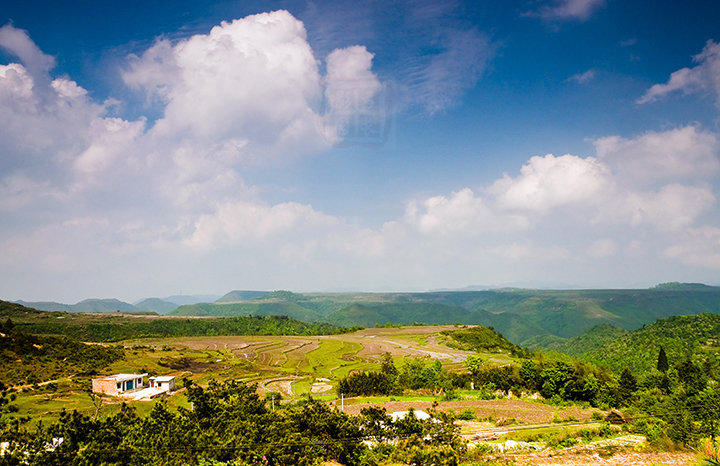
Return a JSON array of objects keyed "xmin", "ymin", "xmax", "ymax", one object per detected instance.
[
  {"xmin": 92, "ymin": 373, "xmax": 148, "ymax": 396},
  {"xmin": 148, "ymin": 376, "xmax": 176, "ymax": 392}
]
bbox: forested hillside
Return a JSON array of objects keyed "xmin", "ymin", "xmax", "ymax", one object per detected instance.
[
  {"xmin": 523, "ymin": 324, "xmax": 629, "ymax": 357},
  {"xmin": 580, "ymin": 313, "xmax": 720, "ymax": 372},
  {"xmin": 0, "ymin": 301, "xmax": 354, "ymax": 342},
  {"xmin": 167, "ymin": 285, "xmax": 720, "ymax": 342}
]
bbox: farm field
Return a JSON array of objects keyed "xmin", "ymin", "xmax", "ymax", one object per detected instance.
[
  {"xmin": 6, "ymin": 324, "xmax": 709, "ymax": 465},
  {"xmin": 120, "ymin": 325, "xmax": 497, "ymax": 396}
]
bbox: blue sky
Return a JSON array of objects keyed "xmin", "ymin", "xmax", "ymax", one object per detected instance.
[{"xmin": 1, "ymin": 0, "xmax": 720, "ymax": 302}]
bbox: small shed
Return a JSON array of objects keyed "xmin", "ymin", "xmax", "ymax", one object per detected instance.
[
  {"xmin": 148, "ymin": 376, "xmax": 176, "ymax": 392},
  {"xmin": 92, "ymin": 373, "xmax": 148, "ymax": 396}
]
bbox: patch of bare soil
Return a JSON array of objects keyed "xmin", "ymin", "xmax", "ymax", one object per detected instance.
[{"xmin": 507, "ymin": 450, "xmax": 696, "ymax": 465}]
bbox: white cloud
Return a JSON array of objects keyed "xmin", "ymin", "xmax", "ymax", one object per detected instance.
[
  {"xmin": 587, "ymin": 238, "xmax": 617, "ymax": 258},
  {"xmin": 593, "ymin": 126, "xmax": 720, "ymax": 185},
  {"xmin": 0, "ymin": 24, "xmax": 55, "ymax": 86},
  {"xmin": 404, "ymin": 188, "xmax": 529, "ymax": 235},
  {"xmin": 638, "ymin": 40, "xmax": 720, "ymax": 105},
  {"xmin": 74, "ymin": 117, "xmax": 145, "ymax": 176},
  {"xmin": 324, "ymin": 45, "xmax": 382, "ymax": 130},
  {"xmin": 490, "ymin": 154, "xmax": 609, "ymax": 213},
  {"xmin": 622, "ymin": 184, "xmax": 715, "ymax": 231},
  {"xmin": 2, "ymin": 15, "xmax": 720, "ymax": 301},
  {"xmin": 123, "ymin": 10, "xmax": 341, "ymax": 163},
  {"xmin": 531, "ymin": 0, "xmax": 606, "ymax": 21},
  {"xmin": 488, "ymin": 242, "xmax": 571, "ymax": 261},
  {"xmin": 185, "ymin": 200, "xmax": 338, "ymax": 249},
  {"xmin": 664, "ymin": 227, "xmax": 720, "ymax": 269}
]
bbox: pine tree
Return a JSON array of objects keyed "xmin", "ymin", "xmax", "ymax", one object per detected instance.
[{"xmin": 657, "ymin": 347, "xmax": 669, "ymax": 373}]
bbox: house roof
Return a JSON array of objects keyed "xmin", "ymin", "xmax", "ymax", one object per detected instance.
[
  {"xmin": 149, "ymin": 376, "xmax": 175, "ymax": 382},
  {"xmin": 95, "ymin": 373, "xmax": 148, "ymax": 383}
]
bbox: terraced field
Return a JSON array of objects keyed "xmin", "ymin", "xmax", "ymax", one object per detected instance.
[{"xmin": 131, "ymin": 325, "xmax": 488, "ymax": 397}]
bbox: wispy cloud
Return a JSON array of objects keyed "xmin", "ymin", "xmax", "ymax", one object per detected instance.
[
  {"xmin": 638, "ymin": 39, "xmax": 720, "ymax": 105},
  {"xmin": 565, "ymin": 69, "xmax": 596, "ymax": 84},
  {"xmin": 527, "ymin": 0, "xmax": 606, "ymax": 21},
  {"xmin": 403, "ymin": 27, "xmax": 496, "ymax": 114}
]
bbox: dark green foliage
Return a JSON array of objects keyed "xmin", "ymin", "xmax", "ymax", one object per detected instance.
[
  {"xmin": 0, "ymin": 324, "xmax": 124, "ymax": 384},
  {"xmin": 582, "ymin": 313, "xmax": 720, "ymax": 373},
  {"xmin": 337, "ymin": 371, "xmax": 395, "ymax": 396},
  {"xmin": 657, "ymin": 347, "xmax": 669, "ymax": 373},
  {"xmin": 618, "ymin": 368, "xmax": 637, "ymax": 402},
  {"xmin": 337, "ymin": 357, "xmax": 452, "ymax": 396},
  {"xmin": 3, "ymin": 380, "xmax": 460, "ymax": 466},
  {"xmin": 696, "ymin": 385, "xmax": 720, "ymax": 441},
  {"xmin": 536, "ymin": 324, "xmax": 628, "ymax": 358}
]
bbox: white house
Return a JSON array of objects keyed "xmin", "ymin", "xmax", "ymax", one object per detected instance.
[
  {"xmin": 148, "ymin": 376, "xmax": 176, "ymax": 392},
  {"xmin": 92, "ymin": 373, "xmax": 148, "ymax": 396}
]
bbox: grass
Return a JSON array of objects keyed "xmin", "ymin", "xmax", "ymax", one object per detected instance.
[{"xmin": 9, "ymin": 325, "xmax": 539, "ymax": 425}]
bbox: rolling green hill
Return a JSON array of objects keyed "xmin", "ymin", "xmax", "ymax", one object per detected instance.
[
  {"xmin": 0, "ymin": 300, "xmax": 354, "ymax": 342},
  {"xmin": 215, "ymin": 290, "xmax": 270, "ymax": 302},
  {"xmin": 523, "ymin": 324, "xmax": 628, "ymax": 358},
  {"xmin": 134, "ymin": 298, "xmax": 179, "ymax": 314},
  {"xmin": 580, "ymin": 313, "xmax": 720, "ymax": 372},
  {"xmin": 166, "ymin": 284, "xmax": 720, "ymax": 342}
]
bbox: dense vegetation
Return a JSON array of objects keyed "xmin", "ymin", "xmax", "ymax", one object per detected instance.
[
  {"xmin": 0, "ymin": 301, "xmax": 355, "ymax": 342},
  {"xmin": 165, "ymin": 285, "xmax": 720, "ymax": 342},
  {"xmin": 524, "ymin": 324, "xmax": 629, "ymax": 358},
  {"xmin": 0, "ymin": 379, "xmax": 462, "ymax": 466},
  {"xmin": 0, "ymin": 319, "xmax": 124, "ymax": 385},
  {"xmin": 580, "ymin": 313, "xmax": 720, "ymax": 372}
]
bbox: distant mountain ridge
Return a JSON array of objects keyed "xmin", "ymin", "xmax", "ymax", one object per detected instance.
[
  {"xmin": 16, "ymin": 298, "xmax": 137, "ymax": 314},
  {"xmin": 12, "ymin": 283, "xmax": 720, "ymax": 342},
  {"xmin": 17, "ymin": 294, "xmax": 223, "ymax": 315},
  {"xmin": 168, "ymin": 284, "xmax": 720, "ymax": 342}
]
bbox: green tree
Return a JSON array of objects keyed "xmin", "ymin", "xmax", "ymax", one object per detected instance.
[
  {"xmin": 657, "ymin": 347, "xmax": 669, "ymax": 373},
  {"xmin": 696, "ymin": 384, "xmax": 720, "ymax": 442},
  {"xmin": 618, "ymin": 368, "xmax": 638, "ymax": 403}
]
